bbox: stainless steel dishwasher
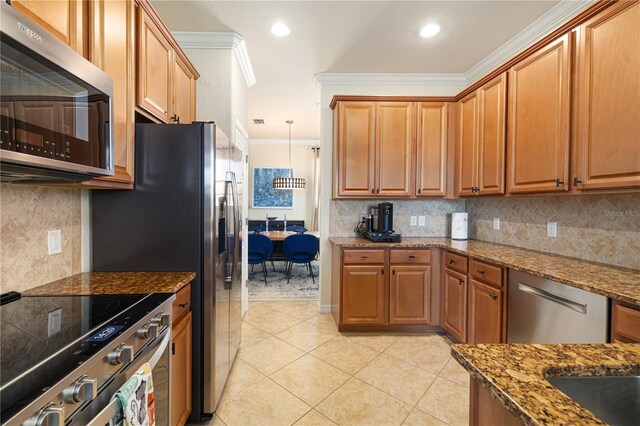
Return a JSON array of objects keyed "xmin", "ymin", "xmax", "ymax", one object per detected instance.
[{"xmin": 508, "ymin": 269, "xmax": 609, "ymax": 343}]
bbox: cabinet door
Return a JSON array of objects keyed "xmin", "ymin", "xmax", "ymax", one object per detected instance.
[
  {"xmin": 478, "ymin": 73, "xmax": 507, "ymax": 195},
  {"xmin": 456, "ymin": 92, "xmax": 479, "ymax": 197},
  {"xmin": 88, "ymin": 0, "xmax": 135, "ymax": 184},
  {"xmin": 376, "ymin": 102, "xmax": 413, "ymax": 197},
  {"xmin": 335, "ymin": 102, "xmax": 376, "ymax": 196},
  {"xmin": 137, "ymin": 5, "xmax": 173, "ymax": 123},
  {"xmin": 468, "ymin": 279, "xmax": 502, "ymax": 344},
  {"xmin": 507, "ymin": 34, "xmax": 571, "ymax": 194},
  {"xmin": 415, "ymin": 103, "xmax": 447, "ymax": 197},
  {"xmin": 11, "ymin": 0, "xmax": 84, "ymax": 54},
  {"xmin": 171, "ymin": 311, "xmax": 192, "ymax": 426},
  {"xmin": 173, "ymin": 54, "xmax": 196, "ymax": 124},
  {"xmin": 390, "ymin": 265, "xmax": 431, "ymax": 324},
  {"xmin": 443, "ymin": 269, "xmax": 467, "ymax": 343},
  {"xmin": 576, "ymin": 1, "xmax": 640, "ymax": 190},
  {"xmin": 342, "ymin": 265, "xmax": 386, "ymax": 325}
]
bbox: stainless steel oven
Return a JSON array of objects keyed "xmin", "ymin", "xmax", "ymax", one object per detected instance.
[{"xmin": 0, "ymin": 2, "xmax": 113, "ymax": 182}]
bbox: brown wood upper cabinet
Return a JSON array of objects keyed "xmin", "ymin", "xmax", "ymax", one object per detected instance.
[
  {"xmin": 376, "ymin": 102, "xmax": 413, "ymax": 197},
  {"xmin": 456, "ymin": 73, "xmax": 507, "ymax": 197},
  {"xmin": 416, "ymin": 103, "xmax": 448, "ymax": 197},
  {"xmin": 334, "ymin": 101, "xmax": 376, "ymax": 196},
  {"xmin": 136, "ymin": 1, "xmax": 198, "ymax": 124},
  {"xmin": 507, "ymin": 34, "xmax": 572, "ymax": 194},
  {"xmin": 574, "ymin": 0, "xmax": 640, "ymax": 191},
  {"xmin": 333, "ymin": 100, "xmax": 449, "ymax": 198},
  {"xmin": 11, "ymin": 0, "xmax": 84, "ymax": 54},
  {"xmin": 86, "ymin": 0, "xmax": 135, "ymax": 186}
]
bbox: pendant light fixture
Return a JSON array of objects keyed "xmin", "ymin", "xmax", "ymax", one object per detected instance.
[{"xmin": 273, "ymin": 120, "xmax": 306, "ymax": 189}]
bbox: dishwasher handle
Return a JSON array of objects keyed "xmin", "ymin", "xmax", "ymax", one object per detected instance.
[{"xmin": 518, "ymin": 282, "xmax": 587, "ymax": 315}]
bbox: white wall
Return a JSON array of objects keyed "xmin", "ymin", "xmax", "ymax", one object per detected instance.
[
  {"xmin": 248, "ymin": 142, "xmax": 316, "ymax": 226},
  {"xmin": 317, "ymin": 83, "xmax": 467, "ymax": 310}
]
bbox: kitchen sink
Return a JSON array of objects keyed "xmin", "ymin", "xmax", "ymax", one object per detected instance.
[{"xmin": 546, "ymin": 375, "xmax": 640, "ymax": 426}]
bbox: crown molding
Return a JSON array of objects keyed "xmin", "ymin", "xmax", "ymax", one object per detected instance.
[
  {"xmin": 249, "ymin": 139, "xmax": 320, "ymax": 146},
  {"xmin": 464, "ymin": 0, "xmax": 596, "ymax": 85},
  {"xmin": 173, "ymin": 31, "xmax": 256, "ymax": 88},
  {"xmin": 313, "ymin": 72, "xmax": 466, "ymax": 86}
]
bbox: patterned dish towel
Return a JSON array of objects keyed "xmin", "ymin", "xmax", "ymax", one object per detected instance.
[{"xmin": 112, "ymin": 362, "xmax": 156, "ymax": 426}]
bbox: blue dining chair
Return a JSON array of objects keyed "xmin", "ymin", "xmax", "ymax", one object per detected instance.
[
  {"xmin": 248, "ymin": 234, "xmax": 273, "ymax": 285},
  {"xmin": 283, "ymin": 234, "xmax": 319, "ymax": 284},
  {"xmin": 285, "ymin": 225, "xmax": 307, "ymax": 233}
]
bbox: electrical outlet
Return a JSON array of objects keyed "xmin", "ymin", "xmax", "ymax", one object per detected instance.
[
  {"xmin": 547, "ymin": 221, "xmax": 557, "ymax": 237},
  {"xmin": 410, "ymin": 216, "xmax": 417, "ymax": 226},
  {"xmin": 493, "ymin": 218, "xmax": 500, "ymax": 230},
  {"xmin": 418, "ymin": 216, "xmax": 426, "ymax": 226},
  {"xmin": 47, "ymin": 230, "xmax": 62, "ymax": 255},
  {"xmin": 48, "ymin": 308, "xmax": 62, "ymax": 337}
]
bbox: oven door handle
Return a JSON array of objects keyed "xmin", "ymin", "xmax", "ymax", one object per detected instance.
[{"xmin": 86, "ymin": 329, "xmax": 171, "ymax": 426}]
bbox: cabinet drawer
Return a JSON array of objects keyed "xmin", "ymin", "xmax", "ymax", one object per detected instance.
[
  {"xmin": 612, "ymin": 302, "xmax": 640, "ymax": 343},
  {"xmin": 469, "ymin": 259, "xmax": 503, "ymax": 288},
  {"xmin": 390, "ymin": 250, "xmax": 431, "ymax": 265},
  {"xmin": 444, "ymin": 251, "xmax": 468, "ymax": 274},
  {"xmin": 172, "ymin": 284, "xmax": 191, "ymax": 324},
  {"xmin": 343, "ymin": 249, "xmax": 385, "ymax": 264}
]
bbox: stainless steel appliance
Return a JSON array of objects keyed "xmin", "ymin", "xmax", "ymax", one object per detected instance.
[
  {"xmin": 0, "ymin": 2, "xmax": 113, "ymax": 182},
  {"xmin": 377, "ymin": 202, "xmax": 393, "ymax": 233},
  {"xmin": 508, "ymin": 269, "xmax": 608, "ymax": 343},
  {"xmin": 0, "ymin": 293, "xmax": 173, "ymax": 425},
  {"xmin": 91, "ymin": 122, "xmax": 243, "ymax": 422}
]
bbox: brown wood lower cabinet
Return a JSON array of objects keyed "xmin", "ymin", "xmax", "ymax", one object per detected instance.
[
  {"xmin": 611, "ymin": 300, "xmax": 640, "ymax": 343},
  {"xmin": 171, "ymin": 310, "xmax": 192, "ymax": 426},
  {"xmin": 443, "ymin": 268, "xmax": 468, "ymax": 342},
  {"xmin": 468, "ymin": 279, "xmax": 502, "ymax": 344},
  {"xmin": 342, "ymin": 265, "xmax": 386, "ymax": 325},
  {"xmin": 336, "ymin": 248, "xmax": 435, "ymax": 330},
  {"xmin": 390, "ymin": 265, "xmax": 431, "ymax": 324},
  {"xmin": 470, "ymin": 378, "xmax": 523, "ymax": 426}
]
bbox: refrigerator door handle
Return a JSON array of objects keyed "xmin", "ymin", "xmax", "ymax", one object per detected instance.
[{"xmin": 227, "ymin": 171, "xmax": 240, "ymax": 288}]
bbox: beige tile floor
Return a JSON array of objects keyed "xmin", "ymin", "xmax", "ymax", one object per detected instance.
[{"xmin": 203, "ymin": 300, "xmax": 470, "ymax": 426}]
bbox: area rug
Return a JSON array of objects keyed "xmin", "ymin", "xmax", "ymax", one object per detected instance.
[{"xmin": 248, "ymin": 260, "xmax": 319, "ymax": 300}]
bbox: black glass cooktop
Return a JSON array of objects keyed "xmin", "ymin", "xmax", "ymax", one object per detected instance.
[{"xmin": 0, "ymin": 293, "xmax": 172, "ymax": 423}]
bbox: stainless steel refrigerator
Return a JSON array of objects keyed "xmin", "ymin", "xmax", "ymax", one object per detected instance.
[{"xmin": 91, "ymin": 122, "xmax": 243, "ymax": 422}]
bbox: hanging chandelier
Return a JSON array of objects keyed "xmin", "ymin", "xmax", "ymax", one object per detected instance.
[{"xmin": 273, "ymin": 120, "xmax": 306, "ymax": 189}]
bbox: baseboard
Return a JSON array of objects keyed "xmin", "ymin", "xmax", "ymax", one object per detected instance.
[{"xmin": 318, "ymin": 304, "xmax": 332, "ymax": 313}]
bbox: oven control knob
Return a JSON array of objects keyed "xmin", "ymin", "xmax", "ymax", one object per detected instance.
[
  {"xmin": 62, "ymin": 376, "xmax": 97, "ymax": 404},
  {"xmin": 22, "ymin": 403, "xmax": 65, "ymax": 426},
  {"xmin": 137, "ymin": 323, "xmax": 158, "ymax": 340},
  {"xmin": 107, "ymin": 344, "xmax": 134, "ymax": 365},
  {"xmin": 150, "ymin": 312, "xmax": 171, "ymax": 327}
]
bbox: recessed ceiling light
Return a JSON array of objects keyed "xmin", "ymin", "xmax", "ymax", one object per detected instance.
[
  {"xmin": 271, "ymin": 22, "xmax": 291, "ymax": 37},
  {"xmin": 420, "ymin": 23, "xmax": 441, "ymax": 38}
]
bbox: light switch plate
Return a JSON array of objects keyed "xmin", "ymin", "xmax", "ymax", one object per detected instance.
[
  {"xmin": 493, "ymin": 218, "xmax": 500, "ymax": 230},
  {"xmin": 418, "ymin": 216, "xmax": 426, "ymax": 226},
  {"xmin": 47, "ymin": 230, "xmax": 62, "ymax": 255},
  {"xmin": 547, "ymin": 222, "xmax": 557, "ymax": 237},
  {"xmin": 410, "ymin": 216, "xmax": 417, "ymax": 226},
  {"xmin": 48, "ymin": 308, "xmax": 62, "ymax": 337}
]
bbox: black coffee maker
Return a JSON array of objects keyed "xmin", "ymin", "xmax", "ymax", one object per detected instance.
[{"xmin": 377, "ymin": 202, "xmax": 393, "ymax": 234}]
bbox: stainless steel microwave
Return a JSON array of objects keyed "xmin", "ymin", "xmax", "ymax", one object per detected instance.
[{"xmin": 0, "ymin": 2, "xmax": 114, "ymax": 182}]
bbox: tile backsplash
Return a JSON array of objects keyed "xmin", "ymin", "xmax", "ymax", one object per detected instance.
[
  {"xmin": 468, "ymin": 194, "xmax": 640, "ymax": 270},
  {"xmin": 0, "ymin": 184, "xmax": 82, "ymax": 293},
  {"xmin": 329, "ymin": 199, "xmax": 466, "ymax": 237}
]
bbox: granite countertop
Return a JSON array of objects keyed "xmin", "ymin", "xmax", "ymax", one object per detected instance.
[
  {"xmin": 23, "ymin": 272, "xmax": 196, "ymax": 296},
  {"xmin": 329, "ymin": 237, "xmax": 640, "ymax": 306},
  {"xmin": 451, "ymin": 343, "xmax": 640, "ymax": 425}
]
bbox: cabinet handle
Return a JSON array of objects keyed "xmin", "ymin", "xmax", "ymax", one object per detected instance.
[
  {"xmin": 409, "ymin": 255, "xmax": 416, "ymax": 259},
  {"xmin": 477, "ymin": 270, "xmax": 485, "ymax": 275},
  {"xmin": 372, "ymin": 188, "xmax": 375, "ymax": 194},
  {"xmin": 392, "ymin": 269, "xmax": 395, "ymax": 275},
  {"xmin": 171, "ymin": 342, "xmax": 176, "ymax": 356},
  {"xmin": 458, "ymin": 278, "xmax": 464, "ymax": 285},
  {"xmin": 449, "ymin": 259, "xmax": 455, "ymax": 265},
  {"xmin": 490, "ymin": 294, "xmax": 498, "ymax": 301},
  {"xmin": 556, "ymin": 179, "xmax": 564, "ymax": 187},
  {"xmin": 361, "ymin": 256, "xmax": 368, "ymax": 259},
  {"xmin": 171, "ymin": 114, "xmax": 179, "ymax": 123},
  {"xmin": 573, "ymin": 177, "xmax": 582, "ymax": 187},
  {"xmin": 179, "ymin": 302, "xmax": 189, "ymax": 308},
  {"xmin": 418, "ymin": 188, "xmax": 422, "ymax": 194},
  {"xmin": 381, "ymin": 269, "xmax": 384, "ymax": 275},
  {"xmin": 376, "ymin": 188, "xmax": 380, "ymax": 194}
]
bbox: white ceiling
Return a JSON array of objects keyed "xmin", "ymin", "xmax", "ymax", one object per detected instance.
[{"xmin": 152, "ymin": 1, "xmax": 559, "ymax": 140}]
